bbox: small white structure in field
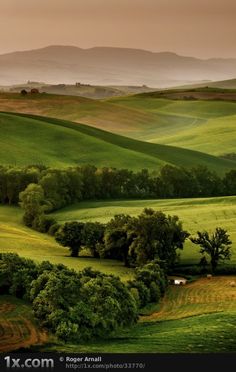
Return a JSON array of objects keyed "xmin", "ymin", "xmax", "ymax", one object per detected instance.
[
  {"xmin": 207, "ymin": 274, "xmax": 212, "ymax": 279},
  {"xmin": 230, "ymin": 281, "xmax": 236, "ymax": 287},
  {"xmin": 168, "ymin": 276, "xmax": 187, "ymax": 285},
  {"xmin": 174, "ymin": 278, "xmax": 187, "ymax": 285}
]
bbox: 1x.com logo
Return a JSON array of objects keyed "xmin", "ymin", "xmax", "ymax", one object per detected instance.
[{"xmin": 4, "ymin": 356, "xmax": 54, "ymax": 369}]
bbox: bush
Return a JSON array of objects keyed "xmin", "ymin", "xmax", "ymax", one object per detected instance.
[
  {"xmin": 0, "ymin": 253, "xmax": 138, "ymax": 342},
  {"xmin": 171, "ymin": 265, "xmax": 203, "ymax": 276},
  {"xmin": 172, "ymin": 264, "xmax": 236, "ymax": 276},
  {"xmin": 32, "ymin": 214, "xmax": 56, "ymax": 233},
  {"xmin": 215, "ymin": 265, "xmax": 236, "ymax": 275},
  {"xmin": 128, "ymin": 260, "xmax": 167, "ymax": 308},
  {"xmin": 0, "ymin": 253, "xmax": 38, "ymax": 299},
  {"xmin": 149, "ymin": 281, "xmax": 161, "ymax": 302},
  {"xmin": 128, "ymin": 280, "xmax": 150, "ymax": 307},
  {"xmin": 55, "ymin": 222, "xmax": 85, "ymax": 257},
  {"xmin": 48, "ymin": 223, "xmax": 61, "ymax": 236},
  {"xmin": 129, "ymin": 287, "xmax": 140, "ymax": 307}
]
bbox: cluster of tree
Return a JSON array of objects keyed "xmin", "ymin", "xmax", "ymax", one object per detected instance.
[
  {"xmin": 2, "ymin": 165, "xmax": 236, "ymax": 210},
  {"xmin": 19, "ymin": 184, "xmax": 56, "ymax": 233},
  {"xmin": 0, "ymin": 165, "xmax": 40, "ymax": 205},
  {"xmin": 55, "ymin": 211, "xmax": 232, "ymax": 275},
  {"xmin": 0, "ymin": 253, "xmax": 138, "ymax": 342},
  {"xmin": 127, "ymin": 260, "xmax": 168, "ymax": 308},
  {"xmin": 55, "ymin": 209, "xmax": 189, "ymax": 268},
  {"xmin": 55, "ymin": 221, "xmax": 105, "ymax": 257}
]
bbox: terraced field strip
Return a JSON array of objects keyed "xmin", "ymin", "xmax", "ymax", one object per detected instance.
[
  {"xmin": 0, "ymin": 296, "xmax": 47, "ymax": 352},
  {"xmin": 142, "ymin": 276, "xmax": 236, "ymax": 322}
]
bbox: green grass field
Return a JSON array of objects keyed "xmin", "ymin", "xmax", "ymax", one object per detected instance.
[
  {"xmin": 53, "ymin": 196, "xmax": 236, "ymax": 264},
  {"xmin": 1, "ymin": 196, "xmax": 236, "ymax": 275},
  {"xmin": 2, "ymin": 275, "xmax": 236, "ymax": 353},
  {"xmin": 0, "ymin": 112, "xmax": 234, "ymax": 173},
  {"xmin": 53, "ymin": 275, "xmax": 236, "ymax": 353},
  {"xmin": 0, "ymin": 206, "xmax": 133, "ymax": 280},
  {"xmin": 1, "ymin": 92, "xmax": 236, "ymax": 353},
  {"xmin": 0, "ymin": 276, "xmax": 236, "ymax": 353},
  {"xmin": 1, "ymin": 92, "xmax": 236, "ymax": 158},
  {"xmin": 108, "ymin": 96, "xmax": 236, "ymax": 155}
]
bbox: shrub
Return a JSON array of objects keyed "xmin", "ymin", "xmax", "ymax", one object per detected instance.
[
  {"xmin": 128, "ymin": 260, "xmax": 167, "ymax": 308},
  {"xmin": 128, "ymin": 280, "xmax": 150, "ymax": 307},
  {"xmin": 48, "ymin": 223, "xmax": 61, "ymax": 236},
  {"xmin": 32, "ymin": 214, "xmax": 56, "ymax": 233},
  {"xmin": 215, "ymin": 265, "xmax": 236, "ymax": 275},
  {"xmin": 0, "ymin": 253, "xmax": 138, "ymax": 342},
  {"xmin": 149, "ymin": 281, "xmax": 161, "ymax": 302}
]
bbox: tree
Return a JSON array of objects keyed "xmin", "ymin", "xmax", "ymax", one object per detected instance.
[
  {"xmin": 199, "ymin": 256, "xmax": 208, "ymax": 273},
  {"xmin": 79, "ymin": 165, "xmax": 100, "ymax": 199},
  {"xmin": 19, "ymin": 183, "xmax": 48, "ymax": 227},
  {"xmin": 223, "ymin": 170, "xmax": 236, "ymax": 196},
  {"xmin": 103, "ymin": 214, "xmax": 133, "ymax": 266},
  {"xmin": 0, "ymin": 253, "xmax": 38, "ymax": 299},
  {"xmin": 128, "ymin": 209, "xmax": 189, "ymax": 266},
  {"xmin": 159, "ymin": 165, "xmax": 196, "ymax": 198},
  {"xmin": 192, "ymin": 166, "xmax": 223, "ymax": 197},
  {"xmin": 127, "ymin": 260, "xmax": 167, "ymax": 307},
  {"xmin": 190, "ymin": 228, "xmax": 232, "ymax": 273},
  {"xmin": 55, "ymin": 222, "xmax": 85, "ymax": 257},
  {"xmin": 82, "ymin": 222, "xmax": 105, "ymax": 258},
  {"xmin": 21, "ymin": 89, "xmax": 27, "ymax": 96}
]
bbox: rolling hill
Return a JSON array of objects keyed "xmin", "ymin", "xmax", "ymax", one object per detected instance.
[
  {"xmin": 1, "ymin": 82, "xmax": 157, "ymax": 100},
  {"xmin": 3, "ymin": 280, "xmax": 236, "ymax": 353},
  {"xmin": 53, "ymin": 196, "xmax": 236, "ymax": 265},
  {"xmin": 0, "ymin": 112, "xmax": 235, "ymax": 173},
  {"xmin": 174, "ymin": 78, "xmax": 236, "ymax": 90},
  {"xmin": 0, "ymin": 206, "xmax": 132, "ymax": 280},
  {"xmin": 1, "ymin": 91, "xmax": 236, "ymax": 157},
  {"xmin": 108, "ymin": 95, "xmax": 236, "ymax": 155},
  {"xmin": 1, "ymin": 45, "xmax": 236, "ymax": 87}
]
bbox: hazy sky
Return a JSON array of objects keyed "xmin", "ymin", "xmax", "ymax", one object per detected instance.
[{"xmin": 1, "ymin": 0, "xmax": 236, "ymax": 58}]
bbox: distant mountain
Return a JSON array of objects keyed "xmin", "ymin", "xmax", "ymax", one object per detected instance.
[{"xmin": 0, "ymin": 45, "xmax": 236, "ymax": 87}]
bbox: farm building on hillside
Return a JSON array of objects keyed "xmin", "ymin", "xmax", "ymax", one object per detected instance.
[{"xmin": 168, "ymin": 276, "xmax": 187, "ymax": 285}]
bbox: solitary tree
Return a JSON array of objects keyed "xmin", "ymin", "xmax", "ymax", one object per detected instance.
[
  {"xmin": 55, "ymin": 222, "xmax": 84, "ymax": 257},
  {"xmin": 190, "ymin": 228, "xmax": 232, "ymax": 273},
  {"xmin": 21, "ymin": 89, "xmax": 27, "ymax": 96}
]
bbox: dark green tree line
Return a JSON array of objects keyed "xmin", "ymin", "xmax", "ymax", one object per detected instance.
[{"xmin": 0, "ymin": 253, "xmax": 138, "ymax": 342}]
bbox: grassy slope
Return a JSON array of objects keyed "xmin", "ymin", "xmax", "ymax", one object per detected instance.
[
  {"xmin": 1, "ymin": 112, "xmax": 235, "ymax": 173},
  {"xmin": 0, "ymin": 92, "xmax": 156, "ymax": 134},
  {"xmin": 1, "ymin": 92, "xmax": 236, "ymax": 157},
  {"xmin": 40, "ymin": 276, "xmax": 236, "ymax": 353},
  {"xmin": 2, "ymin": 276, "xmax": 236, "ymax": 353},
  {"xmin": 0, "ymin": 206, "xmax": 133, "ymax": 281},
  {"xmin": 108, "ymin": 96, "xmax": 236, "ymax": 155},
  {"xmin": 53, "ymin": 196, "xmax": 236, "ymax": 264}
]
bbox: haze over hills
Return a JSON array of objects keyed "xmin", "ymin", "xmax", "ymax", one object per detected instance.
[
  {"xmin": 1, "ymin": 45, "xmax": 236, "ymax": 87},
  {"xmin": 173, "ymin": 78, "xmax": 236, "ymax": 90}
]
